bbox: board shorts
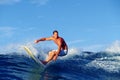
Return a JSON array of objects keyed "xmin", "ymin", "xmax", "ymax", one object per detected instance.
[
  {"xmin": 58, "ymin": 50, "xmax": 68, "ymax": 56},
  {"xmin": 52, "ymin": 50, "xmax": 68, "ymax": 56}
]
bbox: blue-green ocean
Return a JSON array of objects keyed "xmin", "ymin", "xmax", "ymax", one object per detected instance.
[{"xmin": 0, "ymin": 46, "xmax": 120, "ymax": 80}]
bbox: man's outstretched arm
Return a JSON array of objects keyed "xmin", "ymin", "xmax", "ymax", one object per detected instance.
[{"xmin": 34, "ymin": 37, "xmax": 52, "ymax": 43}]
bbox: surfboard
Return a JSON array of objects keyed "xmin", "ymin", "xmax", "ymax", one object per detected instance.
[{"xmin": 23, "ymin": 46, "xmax": 45, "ymax": 67}]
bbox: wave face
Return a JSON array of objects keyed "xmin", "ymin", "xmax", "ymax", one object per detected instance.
[{"xmin": 0, "ymin": 45, "xmax": 120, "ymax": 80}]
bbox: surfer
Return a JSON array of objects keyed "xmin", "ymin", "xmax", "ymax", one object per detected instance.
[{"xmin": 34, "ymin": 30, "xmax": 68, "ymax": 65}]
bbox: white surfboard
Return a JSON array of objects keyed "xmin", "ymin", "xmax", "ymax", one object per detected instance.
[{"xmin": 23, "ymin": 46, "xmax": 45, "ymax": 67}]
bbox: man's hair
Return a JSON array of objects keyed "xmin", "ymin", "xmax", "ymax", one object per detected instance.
[{"xmin": 53, "ymin": 30, "xmax": 58, "ymax": 34}]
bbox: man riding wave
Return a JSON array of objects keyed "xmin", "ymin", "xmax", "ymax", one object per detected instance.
[{"xmin": 34, "ymin": 30, "xmax": 68, "ymax": 64}]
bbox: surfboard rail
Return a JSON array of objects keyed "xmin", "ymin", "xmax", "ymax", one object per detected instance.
[{"xmin": 23, "ymin": 46, "xmax": 45, "ymax": 67}]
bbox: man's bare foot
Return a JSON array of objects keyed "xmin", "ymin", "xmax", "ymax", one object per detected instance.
[{"xmin": 40, "ymin": 60, "xmax": 48, "ymax": 65}]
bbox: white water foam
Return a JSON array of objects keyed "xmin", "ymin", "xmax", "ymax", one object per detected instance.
[
  {"xmin": 0, "ymin": 42, "xmax": 39, "ymax": 55},
  {"xmin": 86, "ymin": 58, "xmax": 120, "ymax": 73},
  {"xmin": 105, "ymin": 40, "xmax": 120, "ymax": 53},
  {"xmin": 0, "ymin": 43, "xmax": 24, "ymax": 55},
  {"xmin": 86, "ymin": 40, "xmax": 120, "ymax": 73}
]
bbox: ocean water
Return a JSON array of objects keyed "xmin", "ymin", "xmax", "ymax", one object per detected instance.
[{"xmin": 0, "ymin": 45, "xmax": 120, "ymax": 80}]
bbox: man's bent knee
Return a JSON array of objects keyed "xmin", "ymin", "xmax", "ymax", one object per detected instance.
[{"xmin": 49, "ymin": 51, "xmax": 55, "ymax": 56}]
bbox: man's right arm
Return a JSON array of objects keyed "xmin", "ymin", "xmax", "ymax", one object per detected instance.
[{"xmin": 34, "ymin": 37, "xmax": 53, "ymax": 43}]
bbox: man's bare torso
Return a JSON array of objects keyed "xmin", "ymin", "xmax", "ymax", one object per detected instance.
[{"xmin": 52, "ymin": 36, "xmax": 68, "ymax": 50}]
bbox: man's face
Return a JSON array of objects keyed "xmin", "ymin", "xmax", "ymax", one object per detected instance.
[{"xmin": 53, "ymin": 32, "xmax": 58, "ymax": 39}]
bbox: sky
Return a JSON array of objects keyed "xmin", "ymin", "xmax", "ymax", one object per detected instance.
[{"xmin": 0, "ymin": 0, "xmax": 120, "ymax": 51}]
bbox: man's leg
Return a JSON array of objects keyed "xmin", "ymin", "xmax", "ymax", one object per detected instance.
[
  {"xmin": 46, "ymin": 51, "xmax": 55, "ymax": 62},
  {"xmin": 53, "ymin": 54, "xmax": 58, "ymax": 61},
  {"xmin": 42, "ymin": 51, "xmax": 56, "ymax": 64}
]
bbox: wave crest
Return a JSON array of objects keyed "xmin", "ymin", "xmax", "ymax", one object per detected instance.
[{"xmin": 105, "ymin": 40, "xmax": 120, "ymax": 53}]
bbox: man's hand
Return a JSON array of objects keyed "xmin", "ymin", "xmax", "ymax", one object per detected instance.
[{"xmin": 34, "ymin": 40, "xmax": 39, "ymax": 43}]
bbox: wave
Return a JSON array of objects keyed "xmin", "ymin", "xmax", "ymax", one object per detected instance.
[
  {"xmin": 43, "ymin": 50, "xmax": 120, "ymax": 80},
  {"xmin": 0, "ymin": 41, "xmax": 120, "ymax": 80},
  {"xmin": 1, "ymin": 41, "xmax": 120, "ymax": 63}
]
